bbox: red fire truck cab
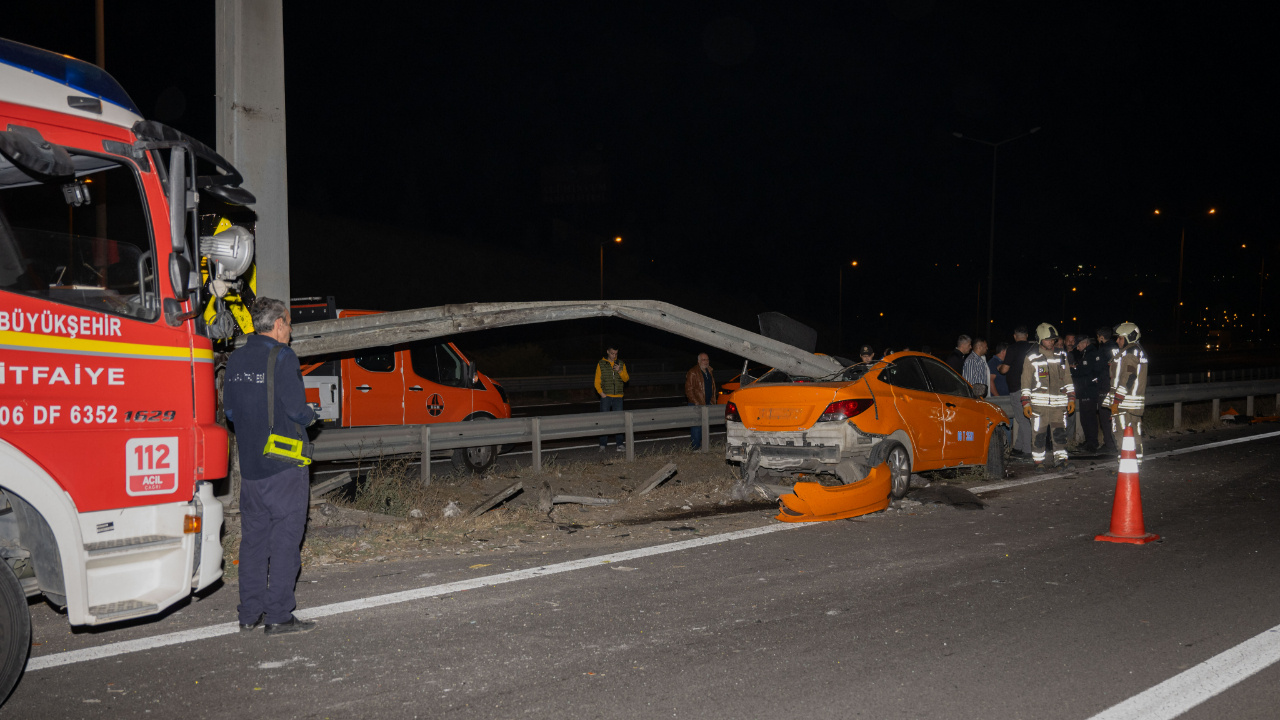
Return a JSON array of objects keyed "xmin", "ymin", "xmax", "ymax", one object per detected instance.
[
  {"xmin": 0, "ymin": 38, "xmax": 246, "ymax": 701},
  {"xmin": 291, "ymin": 298, "xmax": 511, "ymax": 471}
]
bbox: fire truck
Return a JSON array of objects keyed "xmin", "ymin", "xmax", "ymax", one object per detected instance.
[
  {"xmin": 291, "ymin": 298, "xmax": 512, "ymax": 471},
  {"xmin": 0, "ymin": 38, "xmax": 250, "ymax": 700}
]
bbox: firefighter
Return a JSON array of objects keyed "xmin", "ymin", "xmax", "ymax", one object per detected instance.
[
  {"xmin": 1105, "ymin": 322, "xmax": 1148, "ymax": 463},
  {"xmin": 1021, "ymin": 323, "xmax": 1076, "ymax": 471}
]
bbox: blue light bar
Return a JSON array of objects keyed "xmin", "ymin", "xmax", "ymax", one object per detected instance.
[{"xmin": 0, "ymin": 37, "xmax": 140, "ymax": 115}]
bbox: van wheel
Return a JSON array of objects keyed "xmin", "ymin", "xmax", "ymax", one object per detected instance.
[
  {"xmin": 984, "ymin": 430, "xmax": 1006, "ymax": 480},
  {"xmin": 451, "ymin": 415, "xmax": 498, "ymax": 473},
  {"xmin": 0, "ymin": 560, "xmax": 31, "ymax": 705},
  {"xmin": 871, "ymin": 441, "xmax": 912, "ymax": 499}
]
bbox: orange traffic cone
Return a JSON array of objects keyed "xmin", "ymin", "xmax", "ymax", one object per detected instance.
[{"xmin": 1095, "ymin": 426, "xmax": 1159, "ymax": 544}]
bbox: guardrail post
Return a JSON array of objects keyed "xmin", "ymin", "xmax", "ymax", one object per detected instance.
[
  {"xmin": 624, "ymin": 411, "xmax": 635, "ymax": 462},
  {"xmin": 701, "ymin": 406, "xmax": 711, "ymax": 453},
  {"xmin": 420, "ymin": 426, "xmax": 431, "ymax": 487},
  {"xmin": 1173, "ymin": 402, "xmax": 1182, "ymax": 429},
  {"xmin": 1247, "ymin": 395, "xmax": 1255, "ymax": 416},
  {"xmin": 530, "ymin": 417, "xmax": 541, "ymax": 474},
  {"xmin": 1211, "ymin": 398, "xmax": 1220, "ymax": 423}
]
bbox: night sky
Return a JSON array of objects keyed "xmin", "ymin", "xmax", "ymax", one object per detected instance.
[{"xmin": 7, "ymin": 2, "xmax": 1275, "ymax": 364}]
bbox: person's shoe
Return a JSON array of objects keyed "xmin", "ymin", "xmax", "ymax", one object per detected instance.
[
  {"xmin": 264, "ymin": 616, "xmax": 317, "ymax": 636},
  {"xmin": 239, "ymin": 613, "xmax": 264, "ymax": 633},
  {"xmin": 616, "ymin": 443, "xmax": 626, "ymax": 452},
  {"xmin": 598, "ymin": 445, "xmax": 606, "ymax": 452},
  {"xmin": 1057, "ymin": 460, "xmax": 1076, "ymax": 471},
  {"xmin": 1034, "ymin": 463, "xmax": 1047, "ymax": 473},
  {"xmin": 1101, "ymin": 444, "xmax": 1118, "ymax": 454},
  {"xmin": 1009, "ymin": 449, "xmax": 1028, "ymax": 458}
]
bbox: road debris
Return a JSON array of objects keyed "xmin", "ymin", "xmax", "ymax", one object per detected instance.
[{"xmin": 638, "ymin": 463, "xmax": 679, "ymax": 495}]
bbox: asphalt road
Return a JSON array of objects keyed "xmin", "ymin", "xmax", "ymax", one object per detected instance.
[{"xmin": 6, "ymin": 425, "xmax": 1280, "ymax": 719}]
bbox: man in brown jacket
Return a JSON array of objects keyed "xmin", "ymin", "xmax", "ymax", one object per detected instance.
[{"xmin": 685, "ymin": 353, "xmax": 716, "ymax": 449}]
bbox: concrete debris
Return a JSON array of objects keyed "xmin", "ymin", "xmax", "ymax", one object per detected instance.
[
  {"xmin": 638, "ymin": 463, "xmax": 678, "ymax": 495},
  {"xmin": 443, "ymin": 501, "xmax": 462, "ymax": 518},
  {"xmin": 467, "ymin": 481, "xmax": 524, "ymax": 518},
  {"xmin": 408, "ymin": 508, "xmax": 424, "ymax": 518},
  {"xmin": 551, "ymin": 495, "xmax": 618, "ymax": 506}
]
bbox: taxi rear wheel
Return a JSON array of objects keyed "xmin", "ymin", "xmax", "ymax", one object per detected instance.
[{"xmin": 873, "ymin": 442, "xmax": 911, "ymax": 499}]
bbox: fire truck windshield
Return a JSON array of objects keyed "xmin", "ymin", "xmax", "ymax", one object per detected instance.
[{"xmin": 0, "ymin": 152, "xmax": 158, "ymax": 321}]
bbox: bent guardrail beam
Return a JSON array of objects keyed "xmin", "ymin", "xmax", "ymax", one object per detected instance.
[{"xmin": 289, "ymin": 300, "xmax": 845, "ymax": 379}]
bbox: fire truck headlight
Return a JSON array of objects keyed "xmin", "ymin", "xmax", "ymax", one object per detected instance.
[{"xmin": 199, "ymin": 225, "xmax": 255, "ymax": 280}]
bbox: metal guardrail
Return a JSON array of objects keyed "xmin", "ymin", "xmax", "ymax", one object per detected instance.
[
  {"xmin": 312, "ymin": 404, "xmax": 723, "ymax": 484},
  {"xmin": 496, "ymin": 370, "xmax": 735, "ymax": 393},
  {"xmin": 315, "ymin": 377, "xmax": 1280, "ymax": 484}
]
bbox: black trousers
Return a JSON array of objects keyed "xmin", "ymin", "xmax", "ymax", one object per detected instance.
[
  {"xmin": 238, "ymin": 465, "xmax": 309, "ymax": 625},
  {"xmin": 1079, "ymin": 399, "xmax": 1101, "ymax": 450}
]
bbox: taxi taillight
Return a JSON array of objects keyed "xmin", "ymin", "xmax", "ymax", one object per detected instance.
[
  {"xmin": 817, "ymin": 399, "xmax": 873, "ymax": 422},
  {"xmin": 725, "ymin": 401, "xmax": 741, "ymax": 422}
]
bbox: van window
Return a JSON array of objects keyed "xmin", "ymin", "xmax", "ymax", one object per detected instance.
[
  {"xmin": 0, "ymin": 152, "xmax": 158, "ymax": 320},
  {"xmin": 408, "ymin": 342, "xmax": 466, "ymax": 387},
  {"xmin": 354, "ymin": 347, "xmax": 395, "ymax": 373}
]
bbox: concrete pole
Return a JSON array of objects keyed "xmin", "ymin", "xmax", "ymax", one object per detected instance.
[{"xmin": 215, "ymin": 0, "xmax": 290, "ymax": 305}]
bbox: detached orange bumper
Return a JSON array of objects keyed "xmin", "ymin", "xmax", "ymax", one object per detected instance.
[{"xmin": 776, "ymin": 463, "xmax": 892, "ymax": 522}]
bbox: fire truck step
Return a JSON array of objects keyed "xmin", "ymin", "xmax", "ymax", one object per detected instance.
[
  {"xmin": 88, "ymin": 599, "xmax": 161, "ymax": 623},
  {"xmin": 84, "ymin": 535, "xmax": 182, "ymax": 557}
]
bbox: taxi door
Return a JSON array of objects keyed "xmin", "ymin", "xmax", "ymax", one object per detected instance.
[
  {"xmin": 403, "ymin": 341, "xmax": 475, "ymax": 424},
  {"xmin": 342, "ymin": 347, "xmax": 405, "ymax": 427},
  {"xmin": 919, "ymin": 356, "xmax": 989, "ymax": 464},
  {"xmin": 879, "ymin": 357, "xmax": 946, "ymax": 467}
]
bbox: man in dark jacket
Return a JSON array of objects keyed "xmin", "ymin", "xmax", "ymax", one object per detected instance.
[
  {"xmin": 1072, "ymin": 336, "xmax": 1102, "ymax": 452},
  {"xmin": 224, "ymin": 297, "xmax": 318, "ymax": 636},
  {"xmin": 685, "ymin": 353, "xmax": 717, "ymax": 449},
  {"xmin": 1094, "ymin": 326, "xmax": 1120, "ymax": 452},
  {"xmin": 945, "ymin": 335, "xmax": 971, "ymax": 374},
  {"xmin": 999, "ymin": 326, "xmax": 1035, "ymax": 456}
]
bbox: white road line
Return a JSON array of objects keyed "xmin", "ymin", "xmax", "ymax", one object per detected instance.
[
  {"xmin": 1086, "ymin": 623, "xmax": 1280, "ymax": 720},
  {"xmin": 28, "ymin": 429, "xmax": 1280, "ymax": 673},
  {"xmin": 971, "ymin": 429, "xmax": 1280, "ymax": 496},
  {"xmin": 26, "ymin": 521, "xmax": 806, "ymax": 672}
]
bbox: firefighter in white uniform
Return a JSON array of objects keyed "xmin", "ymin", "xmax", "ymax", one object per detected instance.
[
  {"xmin": 1105, "ymin": 322, "xmax": 1149, "ymax": 463},
  {"xmin": 1021, "ymin": 323, "xmax": 1076, "ymax": 470}
]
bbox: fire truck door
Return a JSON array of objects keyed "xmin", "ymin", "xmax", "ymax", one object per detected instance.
[{"xmin": 343, "ymin": 347, "xmax": 405, "ymax": 426}]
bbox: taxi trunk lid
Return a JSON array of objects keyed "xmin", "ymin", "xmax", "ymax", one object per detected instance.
[{"xmin": 733, "ymin": 383, "xmax": 843, "ymax": 431}]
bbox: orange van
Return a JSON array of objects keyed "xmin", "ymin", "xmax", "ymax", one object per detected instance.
[{"xmin": 292, "ymin": 299, "xmax": 511, "ymax": 471}]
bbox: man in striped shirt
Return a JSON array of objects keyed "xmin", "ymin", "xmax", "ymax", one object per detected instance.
[{"xmin": 962, "ymin": 337, "xmax": 990, "ymax": 396}]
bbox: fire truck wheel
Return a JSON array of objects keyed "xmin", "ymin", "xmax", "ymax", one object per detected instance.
[
  {"xmin": 451, "ymin": 415, "xmax": 498, "ymax": 473},
  {"xmin": 0, "ymin": 560, "xmax": 31, "ymax": 704}
]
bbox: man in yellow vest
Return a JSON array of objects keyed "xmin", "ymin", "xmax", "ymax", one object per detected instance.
[{"xmin": 594, "ymin": 346, "xmax": 630, "ymax": 451}]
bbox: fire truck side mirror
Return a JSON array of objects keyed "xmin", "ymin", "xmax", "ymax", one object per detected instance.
[
  {"xmin": 169, "ymin": 253, "xmax": 191, "ymax": 301},
  {"xmin": 167, "ymin": 146, "xmax": 190, "ymax": 254}
]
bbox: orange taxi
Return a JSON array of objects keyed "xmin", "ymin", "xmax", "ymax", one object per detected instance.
[{"xmin": 725, "ymin": 351, "xmax": 1009, "ymax": 505}]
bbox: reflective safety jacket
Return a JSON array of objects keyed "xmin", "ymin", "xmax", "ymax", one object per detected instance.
[
  {"xmin": 1020, "ymin": 347, "xmax": 1076, "ymax": 409},
  {"xmin": 1107, "ymin": 343, "xmax": 1148, "ymax": 415}
]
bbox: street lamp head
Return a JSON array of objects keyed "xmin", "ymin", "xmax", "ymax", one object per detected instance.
[
  {"xmin": 1154, "ymin": 209, "xmax": 1161, "ymax": 215},
  {"xmin": 1208, "ymin": 208, "xmax": 1216, "ymax": 215},
  {"xmin": 850, "ymin": 260, "xmax": 858, "ymax": 266},
  {"xmin": 614, "ymin": 236, "xmax": 622, "ymax": 243}
]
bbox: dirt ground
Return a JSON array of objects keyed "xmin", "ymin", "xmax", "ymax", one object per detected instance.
[{"xmin": 221, "ymin": 442, "xmax": 766, "ymax": 579}]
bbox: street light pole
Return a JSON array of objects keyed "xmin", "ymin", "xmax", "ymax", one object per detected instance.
[
  {"xmin": 953, "ymin": 127, "xmax": 1041, "ymax": 333},
  {"xmin": 1155, "ymin": 208, "xmax": 1214, "ymax": 345}
]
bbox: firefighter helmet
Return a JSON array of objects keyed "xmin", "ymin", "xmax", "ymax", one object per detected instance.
[
  {"xmin": 1035, "ymin": 323, "xmax": 1059, "ymax": 342},
  {"xmin": 1114, "ymin": 322, "xmax": 1141, "ymax": 343}
]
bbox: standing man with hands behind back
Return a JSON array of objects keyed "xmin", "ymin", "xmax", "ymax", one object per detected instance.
[
  {"xmin": 224, "ymin": 298, "xmax": 319, "ymax": 636},
  {"xmin": 595, "ymin": 346, "xmax": 630, "ymax": 451},
  {"xmin": 685, "ymin": 352, "xmax": 717, "ymax": 450}
]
